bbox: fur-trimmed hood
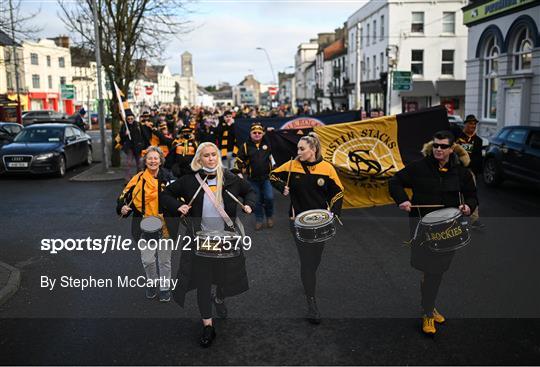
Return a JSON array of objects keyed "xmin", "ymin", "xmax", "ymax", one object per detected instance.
[{"xmin": 421, "ymin": 141, "xmax": 471, "ymax": 167}]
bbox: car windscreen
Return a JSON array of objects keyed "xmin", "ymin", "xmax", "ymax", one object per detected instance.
[{"xmin": 13, "ymin": 128, "xmax": 64, "ymax": 143}]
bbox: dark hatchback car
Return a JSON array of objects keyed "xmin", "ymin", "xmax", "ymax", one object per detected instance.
[
  {"xmin": 0, "ymin": 123, "xmax": 92, "ymax": 177},
  {"xmin": 483, "ymin": 126, "xmax": 540, "ymax": 187},
  {"xmin": 0, "ymin": 122, "xmax": 23, "ymax": 147}
]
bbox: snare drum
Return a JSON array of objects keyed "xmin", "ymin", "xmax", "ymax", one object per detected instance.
[
  {"xmin": 294, "ymin": 209, "xmax": 336, "ymax": 243},
  {"xmin": 140, "ymin": 216, "xmax": 163, "ymax": 241},
  {"xmin": 194, "ymin": 230, "xmax": 241, "ymax": 258},
  {"xmin": 415, "ymin": 207, "xmax": 470, "ymax": 253}
]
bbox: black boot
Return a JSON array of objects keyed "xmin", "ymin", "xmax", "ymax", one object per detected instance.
[
  {"xmin": 199, "ymin": 325, "xmax": 216, "ymax": 348},
  {"xmin": 306, "ymin": 296, "xmax": 321, "ymax": 324}
]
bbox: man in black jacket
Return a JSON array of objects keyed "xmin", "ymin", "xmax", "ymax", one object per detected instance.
[
  {"xmin": 119, "ymin": 110, "xmax": 145, "ymax": 182},
  {"xmin": 456, "ymin": 114, "xmax": 484, "ymax": 229},
  {"xmin": 233, "ymin": 122, "xmax": 275, "ymax": 230},
  {"xmin": 389, "ymin": 130, "xmax": 477, "ymax": 335}
]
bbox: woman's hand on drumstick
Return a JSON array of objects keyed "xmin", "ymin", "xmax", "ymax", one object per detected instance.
[
  {"xmin": 399, "ymin": 200, "xmax": 412, "ymax": 212},
  {"xmin": 120, "ymin": 205, "xmax": 132, "ymax": 216},
  {"xmin": 243, "ymin": 205, "xmax": 252, "ymax": 214},
  {"xmin": 283, "ymin": 186, "xmax": 290, "ymax": 196},
  {"xmin": 459, "ymin": 204, "xmax": 471, "ymax": 216},
  {"xmin": 178, "ymin": 204, "xmax": 191, "ymax": 216}
]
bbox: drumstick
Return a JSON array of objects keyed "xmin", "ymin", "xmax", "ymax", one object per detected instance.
[
  {"xmin": 335, "ymin": 214, "xmax": 344, "ymax": 226},
  {"xmin": 225, "ymin": 189, "xmax": 246, "ymax": 211},
  {"xmin": 410, "ymin": 204, "xmax": 445, "ymax": 208},
  {"xmin": 187, "ymin": 176, "xmax": 208, "ymax": 206},
  {"xmin": 286, "ymin": 156, "xmax": 295, "ymax": 186}
]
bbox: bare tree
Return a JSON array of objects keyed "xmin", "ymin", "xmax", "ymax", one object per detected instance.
[
  {"xmin": 0, "ymin": 0, "xmax": 43, "ymax": 41},
  {"xmin": 57, "ymin": 0, "xmax": 196, "ymax": 165}
]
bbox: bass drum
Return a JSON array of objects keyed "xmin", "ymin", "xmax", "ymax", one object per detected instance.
[{"xmin": 415, "ymin": 207, "xmax": 470, "ymax": 253}]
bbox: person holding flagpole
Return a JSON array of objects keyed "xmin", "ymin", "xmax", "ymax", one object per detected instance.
[{"xmin": 270, "ymin": 132, "xmax": 344, "ymax": 324}]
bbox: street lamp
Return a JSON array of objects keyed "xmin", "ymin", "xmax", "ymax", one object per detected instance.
[{"xmin": 256, "ymin": 47, "xmax": 276, "ymax": 85}]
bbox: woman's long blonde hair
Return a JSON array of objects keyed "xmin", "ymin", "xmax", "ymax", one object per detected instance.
[{"xmin": 191, "ymin": 142, "xmax": 224, "ymax": 204}]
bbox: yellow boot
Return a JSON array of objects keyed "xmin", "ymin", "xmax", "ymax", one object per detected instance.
[
  {"xmin": 433, "ymin": 308, "xmax": 445, "ymax": 324},
  {"xmin": 422, "ymin": 315, "xmax": 436, "ymax": 335}
]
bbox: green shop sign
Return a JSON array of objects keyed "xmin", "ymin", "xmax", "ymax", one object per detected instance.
[{"xmin": 464, "ymin": 0, "xmax": 536, "ymax": 25}]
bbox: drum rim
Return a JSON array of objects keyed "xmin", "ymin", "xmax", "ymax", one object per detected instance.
[
  {"xmin": 421, "ymin": 208, "xmax": 462, "ymax": 225},
  {"xmin": 294, "ymin": 209, "xmax": 334, "ymax": 228}
]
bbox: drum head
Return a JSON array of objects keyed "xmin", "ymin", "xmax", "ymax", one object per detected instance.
[
  {"xmin": 140, "ymin": 216, "xmax": 162, "ymax": 233},
  {"xmin": 421, "ymin": 207, "xmax": 461, "ymax": 224},
  {"xmin": 295, "ymin": 209, "xmax": 333, "ymax": 228}
]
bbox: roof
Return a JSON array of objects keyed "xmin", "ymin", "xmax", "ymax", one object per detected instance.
[
  {"xmin": 0, "ymin": 29, "xmax": 19, "ymax": 47},
  {"xmin": 324, "ymin": 38, "xmax": 346, "ymax": 60}
]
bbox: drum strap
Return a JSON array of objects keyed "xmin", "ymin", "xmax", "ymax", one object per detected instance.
[{"xmin": 195, "ymin": 173, "xmax": 235, "ymax": 228}]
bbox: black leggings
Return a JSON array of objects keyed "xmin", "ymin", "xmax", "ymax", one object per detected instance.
[
  {"xmin": 290, "ymin": 222, "xmax": 325, "ymax": 297},
  {"xmin": 421, "ymin": 272, "xmax": 443, "ymax": 316},
  {"xmin": 193, "ymin": 257, "xmax": 225, "ymax": 319}
]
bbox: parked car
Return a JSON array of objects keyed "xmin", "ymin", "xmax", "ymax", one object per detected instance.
[
  {"xmin": 0, "ymin": 123, "xmax": 92, "ymax": 177},
  {"xmin": 447, "ymin": 115, "xmax": 464, "ymax": 126},
  {"xmin": 22, "ymin": 110, "xmax": 68, "ymax": 126},
  {"xmin": 0, "ymin": 122, "xmax": 23, "ymax": 147},
  {"xmin": 483, "ymin": 126, "xmax": 540, "ymax": 187}
]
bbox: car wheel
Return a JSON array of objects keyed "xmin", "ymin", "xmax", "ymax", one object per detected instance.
[
  {"xmin": 57, "ymin": 155, "xmax": 66, "ymax": 177},
  {"xmin": 84, "ymin": 147, "xmax": 93, "ymax": 166},
  {"xmin": 483, "ymin": 157, "xmax": 503, "ymax": 187}
]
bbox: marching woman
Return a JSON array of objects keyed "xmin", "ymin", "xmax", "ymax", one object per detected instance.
[
  {"xmin": 116, "ymin": 146, "xmax": 176, "ymax": 302},
  {"xmin": 269, "ymin": 132, "xmax": 344, "ymax": 324},
  {"xmin": 160, "ymin": 142, "xmax": 256, "ymax": 348}
]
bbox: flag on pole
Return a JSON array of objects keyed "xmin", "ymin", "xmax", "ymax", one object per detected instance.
[{"xmin": 114, "ymin": 81, "xmax": 131, "ymax": 141}]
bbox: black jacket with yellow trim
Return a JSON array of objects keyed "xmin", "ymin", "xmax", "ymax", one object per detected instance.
[
  {"xmin": 270, "ymin": 158, "xmax": 344, "ymax": 217},
  {"xmin": 233, "ymin": 138, "xmax": 273, "ymax": 180}
]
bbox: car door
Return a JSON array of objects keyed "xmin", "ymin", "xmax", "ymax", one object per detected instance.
[
  {"xmin": 72, "ymin": 127, "xmax": 87, "ymax": 164},
  {"xmin": 63, "ymin": 127, "xmax": 78, "ymax": 168},
  {"xmin": 523, "ymin": 130, "xmax": 540, "ymax": 183},
  {"xmin": 502, "ymin": 128, "xmax": 528, "ymax": 178}
]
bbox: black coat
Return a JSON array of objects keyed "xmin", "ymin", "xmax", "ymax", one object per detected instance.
[
  {"xmin": 456, "ymin": 131, "xmax": 484, "ymax": 174},
  {"xmin": 119, "ymin": 121, "xmax": 145, "ymax": 156},
  {"xmin": 389, "ymin": 153, "xmax": 478, "ymax": 274},
  {"xmin": 160, "ymin": 169, "xmax": 257, "ymax": 306}
]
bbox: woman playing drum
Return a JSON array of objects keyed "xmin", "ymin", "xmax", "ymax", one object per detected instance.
[
  {"xmin": 160, "ymin": 142, "xmax": 256, "ymax": 348},
  {"xmin": 116, "ymin": 146, "xmax": 176, "ymax": 302},
  {"xmin": 270, "ymin": 132, "xmax": 344, "ymax": 324}
]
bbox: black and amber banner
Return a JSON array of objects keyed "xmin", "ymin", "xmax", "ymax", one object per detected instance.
[{"xmin": 267, "ymin": 106, "xmax": 450, "ymax": 208}]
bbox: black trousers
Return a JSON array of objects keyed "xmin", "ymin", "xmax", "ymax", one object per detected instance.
[
  {"xmin": 192, "ymin": 256, "xmax": 225, "ymax": 319},
  {"xmin": 290, "ymin": 221, "xmax": 325, "ymax": 297},
  {"xmin": 421, "ymin": 272, "xmax": 443, "ymax": 316}
]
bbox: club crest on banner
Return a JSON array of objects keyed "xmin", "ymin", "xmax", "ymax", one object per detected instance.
[{"xmin": 280, "ymin": 117, "xmax": 325, "ymax": 130}]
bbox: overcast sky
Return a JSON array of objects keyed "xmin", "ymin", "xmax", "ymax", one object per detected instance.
[{"xmin": 19, "ymin": 0, "xmax": 365, "ymax": 86}]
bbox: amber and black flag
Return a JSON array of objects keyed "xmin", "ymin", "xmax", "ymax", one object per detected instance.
[{"xmin": 267, "ymin": 106, "xmax": 450, "ymax": 208}]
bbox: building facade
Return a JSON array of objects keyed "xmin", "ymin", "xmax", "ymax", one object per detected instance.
[
  {"xmin": 347, "ymin": 0, "xmax": 468, "ymax": 116},
  {"xmin": 463, "ymin": 0, "xmax": 539, "ymax": 137},
  {"xmin": 21, "ymin": 37, "xmax": 74, "ymax": 114},
  {"xmin": 295, "ymin": 39, "xmax": 318, "ymax": 107}
]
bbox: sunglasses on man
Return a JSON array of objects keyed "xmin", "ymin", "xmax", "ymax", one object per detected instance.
[{"xmin": 433, "ymin": 143, "xmax": 452, "ymax": 149}]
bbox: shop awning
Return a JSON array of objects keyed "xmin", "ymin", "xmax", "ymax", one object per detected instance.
[
  {"xmin": 399, "ymin": 81, "xmax": 435, "ymax": 97},
  {"xmin": 436, "ymin": 80, "xmax": 465, "ymax": 97}
]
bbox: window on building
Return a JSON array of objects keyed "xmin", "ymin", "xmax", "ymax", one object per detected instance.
[
  {"xmin": 46, "ymin": 55, "xmax": 51, "ymax": 67},
  {"xmin": 359, "ymin": 28, "xmax": 363, "ymax": 49},
  {"xmin": 6, "ymin": 72, "xmax": 13, "ymax": 89},
  {"xmin": 48, "ymin": 75, "xmax": 53, "ymax": 89},
  {"xmin": 411, "ymin": 12, "xmax": 424, "ymax": 33},
  {"xmin": 362, "ymin": 56, "xmax": 366, "ymax": 75},
  {"xmin": 366, "ymin": 57, "xmax": 370, "ymax": 78},
  {"xmin": 514, "ymin": 27, "xmax": 532, "ymax": 71},
  {"xmin": 411, "ymin": 50, "xmax": 424, "ymax": 75},
  {"xmin": 60, "ymin": 76, "xmax": 66, "ymax": 85},
  {"xmin": 373, "ymin": 20, "xmax": 377, "ymax": 44},
  {"xmin": 380, "ymin": 52, "xmax": 384, "ymax": 73},
  {"xmin": 442, "ymin": 12, "xmax": 455, "ymax": 34},
  {"xmin": 30, "ymin": 53, "xmax": 38, "ymax": 65},
  {"xmin": 483, "ymin": 37, "xmax": 499, "ymax": 119},
  {"xmin": 32, "ymin": 74, "xmax": 40, "ymax": 89},
  {"xmin": 380, "ymin": 15, "xmax": 385, "ymax": 40},
  {"xmin": 373, "ymin": 55, "xmax": 377, "ymax": 79},
  {"xmin": 441, "ymin": 50, "xmax": 454, "ymax": 75},
  {"xmin": 59, "ymin": 57, "xmax": 65, "ymax": 68},
  {"xmin": 367, "ymin": 24, "xmax": 370, "ymax": 46},
  {"xmin": 4, "ymin": 49, "xmax": 11, "ymax": 63}
]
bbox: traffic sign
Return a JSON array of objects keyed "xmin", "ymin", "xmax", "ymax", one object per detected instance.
[
  {"xmin": 61, "ymin": 84, "xmax": 76, "ymax": 99},
  {"xmin": 392, "ymin": 71, "xmax": 412, "ymax": 91}
]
